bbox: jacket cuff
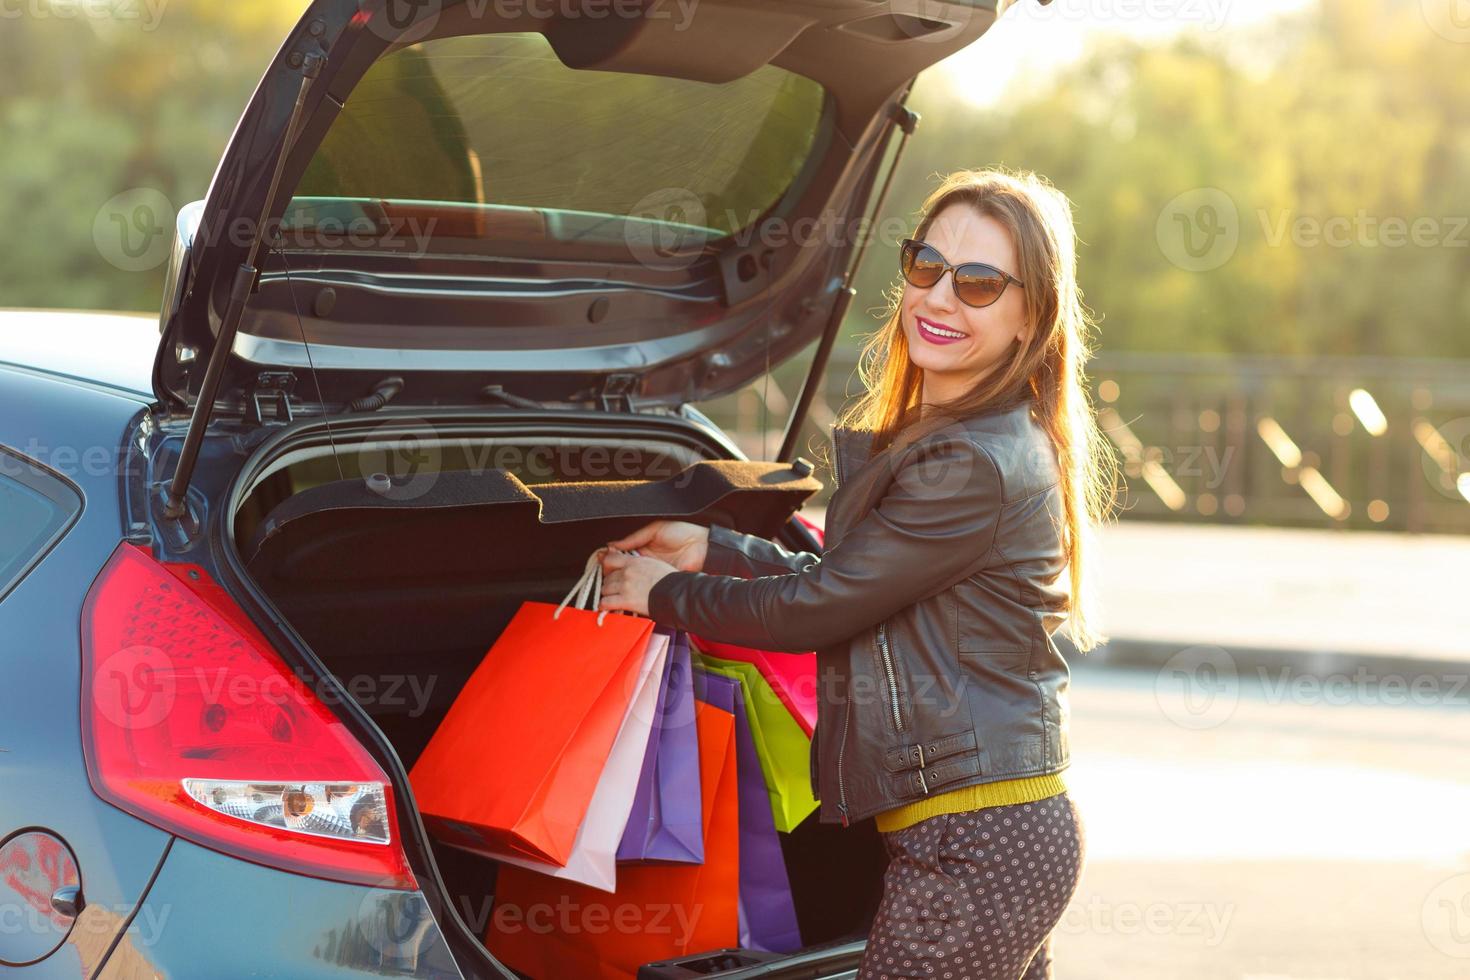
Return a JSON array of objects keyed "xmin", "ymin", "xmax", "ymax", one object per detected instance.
[
  {"xmin": 703, "ymin": 524, "xmax": 748, "ymax": 577},
  {"xmin": 647, "ymin": 569, "xmax": 692, "ymax": 628}
]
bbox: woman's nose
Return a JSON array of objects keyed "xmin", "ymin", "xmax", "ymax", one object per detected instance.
[{"xmin": 925, "ymin": 268, "xmax": 960, "ymax": 312}]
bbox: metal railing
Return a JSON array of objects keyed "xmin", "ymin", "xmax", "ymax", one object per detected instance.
[{"xmin": 695, "ymin": 348, "xmax": 1470, "ymax": 535}]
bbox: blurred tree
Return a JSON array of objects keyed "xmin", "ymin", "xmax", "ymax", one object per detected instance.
[
  {"xmin": 853, "ymin": 0, "xmax": 1470, "ymax": 359},
  {"xmin": 0, "ymin": 0, "xmax": 1465, "ymax": 365}
]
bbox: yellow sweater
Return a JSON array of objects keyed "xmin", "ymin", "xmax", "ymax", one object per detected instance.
[{"xmin": 873, "ymin": 772, "xmax": 1068, "ymax": 833}]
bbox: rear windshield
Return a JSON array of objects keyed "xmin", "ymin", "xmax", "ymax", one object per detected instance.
[{"xmin": 286, "ymin": 32, "xmax": 826, "ymax": 253}]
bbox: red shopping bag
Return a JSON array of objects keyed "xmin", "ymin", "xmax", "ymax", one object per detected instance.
[
  {"xmin": 688, "ymin": 638, "xmax": 816, "ymax": 739},
  {"xmin": 485, "ymin": 698, "xmax": 740, "ymax": 980},
  {"xmin": 409, "ymin": 559, "xmax": 655, "ymax": 869},
  {"xmin": 688, "ymin": 518, "xmax": 822, "ymax": 737}
]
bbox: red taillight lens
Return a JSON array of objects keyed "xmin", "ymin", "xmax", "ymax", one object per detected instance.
[{"xmin": 81, "ymin": 543, "xmax": 415, "ymax": 889}]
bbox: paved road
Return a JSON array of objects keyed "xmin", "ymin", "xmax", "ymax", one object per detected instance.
[
  {"xmin": 1053, "ymin": 663, "xmax": 1470, "ymax": 979},
  {"xmin": 800, "ymin": 513, "xmax": 1470, "ymax": 664}
]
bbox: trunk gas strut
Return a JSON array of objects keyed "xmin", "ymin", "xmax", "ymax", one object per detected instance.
[
  {"xmin": 776, "ymin": 99, "xmax": 920, "ymax": 463},
  {"xmin": 162, "ymin": 53, "xmax": 324, "ymax": 520}
]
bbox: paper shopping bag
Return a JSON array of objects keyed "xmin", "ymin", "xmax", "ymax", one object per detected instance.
[
  {"xmin": 485, "ymin": 698, "xmax": 740, "ymax": 980},
  {"xmin": 695, "ymin": 669, "xmax": 802, "ymax": 954},
  {"xmin": 691, "ymin": 647, "xmax": 818, "ymax": 833},
  {"xmin": 463, "ymin": 630, "xmax": 669, "ymax": 892},
  {"xmin": 410, "ymin": 593, "xmax": 655, "ymax": 869},
  {"xmin": 687, "ymin": 636, "xmax": 817, "ymax": 738},
  {"xmin": 617, "ymin": 629, "xmax": 704, "ymax": 864}
]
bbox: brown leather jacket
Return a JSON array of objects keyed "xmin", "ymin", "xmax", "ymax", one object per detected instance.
[{"xmin": 649, "ymin": 396, "xmax": 1073, "ymax": 826}]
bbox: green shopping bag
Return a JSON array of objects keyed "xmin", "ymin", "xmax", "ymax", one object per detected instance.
[{"xmin": 691, "ymin": 645, "xmax": 818, "ymax": 832}]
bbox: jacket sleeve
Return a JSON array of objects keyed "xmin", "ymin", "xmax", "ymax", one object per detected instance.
[
  {"xmin": 701, "ymin": 523, "xmax": 821, "ymax": 578},
  {"xmin": 648, "ymin": 434, "xmax": 1004, "ymax": 652}
]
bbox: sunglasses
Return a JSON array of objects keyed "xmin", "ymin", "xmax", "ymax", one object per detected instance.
[{"xmin": 899, "ymin": 238, "xmax": 1025, "ymax": 309}]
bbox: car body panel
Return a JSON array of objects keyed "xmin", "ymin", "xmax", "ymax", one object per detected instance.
[
  {"xmin": 93, "ymin": 839, "xmax": 462, "ymax": 979},
  {"xmin": 0, "ymin": 311, "xmax": 157, "ymax": 400},
  {"xmin": 0, "ymin": 367, "xmax": 172, "ymax": 976}
]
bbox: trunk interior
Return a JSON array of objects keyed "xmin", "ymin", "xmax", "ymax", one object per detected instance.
[{"xmin": 230, "ymin": 427, "xmax": 887, "ymax": 975}]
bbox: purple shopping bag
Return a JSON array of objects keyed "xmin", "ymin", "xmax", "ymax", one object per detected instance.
[
  {"xmin": 617, "ymin": 629, "xmax": 705, "ymax": 864},
  {"xmin": 694, "ymin": 667, "xmax": 803, "ymax": 954}
]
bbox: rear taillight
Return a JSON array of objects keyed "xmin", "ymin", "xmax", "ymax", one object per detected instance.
[{"xmin": 81, "ymin": 542, "xmax": 415, "ymax": 889}]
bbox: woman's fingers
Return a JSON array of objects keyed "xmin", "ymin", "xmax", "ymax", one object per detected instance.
[{"xmin": 608, "ymin": 521, "xmax": 661, "ymax": 551}]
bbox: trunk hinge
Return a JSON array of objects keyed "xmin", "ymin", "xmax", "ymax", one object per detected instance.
[
  {"xmin": 776, "ymin": 98, "xmax": 921, "ymax": 463},
  {"xmin": 599, "ymin": 373, "xmax": 641, "ymax": 412},
  {"xmin": 162, "ymin": 53, "xmax": 324, "ymax": 519},
  {"xmin": 246, "ymin": 370, "xmax": 297, "ymax": 425}
]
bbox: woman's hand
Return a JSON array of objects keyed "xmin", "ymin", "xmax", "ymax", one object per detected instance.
[
  {"xmin": 598, "ymin": 549, "xmax": 678, "ymax": 616},
  {"xmin": 606, "ymin": 520, "xmax": 709, "ymax": 572}
]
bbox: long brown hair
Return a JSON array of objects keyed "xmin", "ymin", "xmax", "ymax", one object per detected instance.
[{"xmin": 840, "ymin": 168, "xmax": 1118, "ymax": 652}]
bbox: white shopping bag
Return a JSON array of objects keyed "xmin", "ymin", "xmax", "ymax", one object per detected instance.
[{"xmin": 452, "ymin": 629, "xmax": 670, "ymax": 893}]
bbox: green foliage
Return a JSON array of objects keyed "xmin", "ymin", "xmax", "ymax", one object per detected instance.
[
  {"xmin": 1, "ymin": 0, "xmax": 1464, "ymax": 365},
  {"xmin": 861, "ymin": 0, "xmax": 1470, "ymax": 359}
]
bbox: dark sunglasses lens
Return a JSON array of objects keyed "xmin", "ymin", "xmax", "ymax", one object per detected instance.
[
  {"xmin": 954, "ymin": 266, "xmax": 1007, "ymax": 307},
  {"xmin": 901, "ymin": 242, "xmax": 946, "ymax": 287}
]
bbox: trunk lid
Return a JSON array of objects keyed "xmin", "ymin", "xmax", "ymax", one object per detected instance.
[{"xmin": 155, "ymin": 0, "xmax": 1009, "ymax": 414}]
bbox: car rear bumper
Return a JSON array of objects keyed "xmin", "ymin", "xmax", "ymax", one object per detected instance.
[{"xmin": 93, "ymin": 839, "xmax": 465, "ymax": 979}]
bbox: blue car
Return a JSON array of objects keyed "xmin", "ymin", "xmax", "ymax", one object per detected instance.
[{"xmin": 0, "ymin": 1, "xmax": 1005, "ymax": 976}]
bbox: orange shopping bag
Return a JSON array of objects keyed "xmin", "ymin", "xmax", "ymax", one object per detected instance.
[
  {"xmin": 485, "ymin": 699, "xmax": 740, "ymax": 980},
  {"xmin": 409, "ymin": 555, "xmax": 655, "ymax": 869}
]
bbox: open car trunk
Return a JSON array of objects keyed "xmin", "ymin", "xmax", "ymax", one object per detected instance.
[{"xmin": 227, "ymin": 418, "xmax": 887, "ymax": 977}]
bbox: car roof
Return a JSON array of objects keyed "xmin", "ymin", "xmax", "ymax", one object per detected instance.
[{"xmin": 0, "ymin": 309, "xmax": 157, "ymax": 399}]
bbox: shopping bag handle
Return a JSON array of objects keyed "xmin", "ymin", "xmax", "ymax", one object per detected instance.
[
  {"xmin": 553, "ymin": 548, "xmax": 642, "ymax": 625},
  {"xmin": 555, "ymin": 551, "xmax": 607, "ymax": 624}
]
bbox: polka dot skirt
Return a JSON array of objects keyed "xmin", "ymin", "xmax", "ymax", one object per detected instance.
[{"xmin": 855, "ymin": 793, "xmax": 1085, "ymax": 980}]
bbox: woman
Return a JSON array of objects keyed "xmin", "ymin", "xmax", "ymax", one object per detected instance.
[{"xmin": 598, "ymin": 168, "xmax": 1116, "ymax": 980}]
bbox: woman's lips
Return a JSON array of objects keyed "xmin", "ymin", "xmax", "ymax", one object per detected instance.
[{"xmin": 916, "ymin": 316, "xmax": 968, "ymax": 346}]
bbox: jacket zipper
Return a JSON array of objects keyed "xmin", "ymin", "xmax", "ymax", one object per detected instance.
[
  {"xmin": 835, "ymin": 685, "xmax": 852, "ymax": 827},
  {"xmin": 877, "ymin": 621, "xmax": 904, "ymax": 732}
]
